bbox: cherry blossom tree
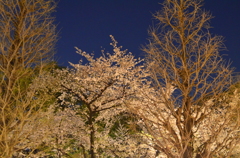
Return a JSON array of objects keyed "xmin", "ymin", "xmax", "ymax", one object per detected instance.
[{"xmin": 43, "ymin": 36, "xmax": 150, "ymax": 158}]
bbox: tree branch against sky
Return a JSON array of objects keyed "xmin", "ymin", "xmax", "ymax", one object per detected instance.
[
  {"xmin": 0, "ymin": 0, "xmax": 57, "ymax": 157},
  {"xmin": 128, "ymin": 0, "xmax": 240, "ymax": 157}
]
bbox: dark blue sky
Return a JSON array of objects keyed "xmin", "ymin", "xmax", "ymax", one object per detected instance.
[{"xmin": 55, "ymin": 0, "xmax": 240, "ymax": 72}]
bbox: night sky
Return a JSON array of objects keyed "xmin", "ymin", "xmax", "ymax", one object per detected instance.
[{"xmin": 54, "ymin": 0, "xmax": 240, "ymax": 72}]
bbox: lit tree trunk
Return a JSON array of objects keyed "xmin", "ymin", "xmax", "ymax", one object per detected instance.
[{"xmin": 88, "ymin": 105, "xmax": 96, "ymax": 158}]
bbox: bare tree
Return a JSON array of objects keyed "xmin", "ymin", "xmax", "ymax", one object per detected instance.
[
  {"xmin": 0, "ymin": 0, "xmax": 57, "ymax": 157},
  {"xmin": 131, "ymin": 0, "xmax": 240, "ymax": 157}
]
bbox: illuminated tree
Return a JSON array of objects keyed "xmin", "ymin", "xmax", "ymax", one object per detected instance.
[
  {"xmin": 0, "ymin": 0, "xmax": 57, "ymax": 156},
  {"xmin": 51, "ymin": 36, "xmax": 148, "ymax": 158},
  {"xmin": 130, "ymin": 0, "xmax": 240, "ymax": 157}
]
